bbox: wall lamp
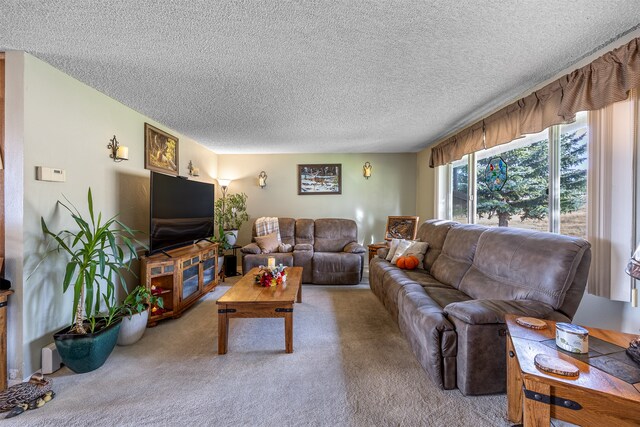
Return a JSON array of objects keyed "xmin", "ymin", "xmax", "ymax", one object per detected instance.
[
  {"xmin": 107, "ymin": 135, "xmax": 129, "ymax": 162},
  {"xmin": 218, "ymin": 179, "xmax": 231, "ymax": 197},
  {"xmin": 188, "ymin": 161, "xmax": 200, "ymax": 177},
  {"xmin": 363, "ymin": 162, "xmax": 372, "ymax": 179},
  {"xmin": 258, "ymin": 171, "xmax": 268, "ymax": 189}
]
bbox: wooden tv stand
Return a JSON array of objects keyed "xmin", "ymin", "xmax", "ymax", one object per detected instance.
[{"xmin": 141, "ymin": 241, "xmax": 219, "ymax": 326}]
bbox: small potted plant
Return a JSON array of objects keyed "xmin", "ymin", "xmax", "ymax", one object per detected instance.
[
  {"xmin": 214, "ymin": 192, "xmax": 249, "ymax": 246},
  {"xmin": 39, "ymin": 188, "xmax": 142, "ymax": 373},
  {"xmin": 117, "ymin": 286, "xmax": 163, "ymax": 346},
  {"xmin": 211, "ymin": 224, "xmax": 232, "ymax": 275}
]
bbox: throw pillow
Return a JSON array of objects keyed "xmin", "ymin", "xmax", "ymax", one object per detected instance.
[
  {"xmin": 241, "ymin": 243, "xmax": 261, "ymax": 254},
  {"xmin": 405, "ymin": 241, "xmax": 429, "ymax": 269},
  {"xmin": 386, "ymin": 238, "xmax": 402, "ymax": 261},
  {"xmin": 391, "ymin": 239, "xmax": 412, "ymax": 265},
  {"xmin": 255, "ymin": 232, "xmax": 280, "ymax": 254},
  {"xmin": 278, "ymin": 243, "xmax": 293, "ymax": 253}
]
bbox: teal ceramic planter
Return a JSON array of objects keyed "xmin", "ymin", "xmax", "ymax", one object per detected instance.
[{"xmin": 54, "ymin": 319, "xmax": 122, "ymax": 373}]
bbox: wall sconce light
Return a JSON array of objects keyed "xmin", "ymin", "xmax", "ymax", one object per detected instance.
[
  {"xmin": 258, "ymin": 171, "xmax": 268, "ymax": 189},
  {"xmin": 107, "ymin": 135, "xmax": 129, "ymax": 162},
  {"xmin": 363, "ymin": 162, "xmax": 372, "ymax": 179},
  {"xmin": 187, "ymin": 161, "xmax": 200, "ymax": 177},
  {"xmin": 218, "ymin": 179, "xmax": 231, "ymax": 197}
]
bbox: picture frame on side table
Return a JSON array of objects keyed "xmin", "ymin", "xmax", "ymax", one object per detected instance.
[
  {"xmin": 144, "ymin": 123, "xmax": 179, "ymax": 175},
  {"xmin": 385, "ymin": 216, "xmax": 419, "ymax": 241},
  {"xmin": 298, "ymin": 164, "xmax": 342, "ymax": 195}
]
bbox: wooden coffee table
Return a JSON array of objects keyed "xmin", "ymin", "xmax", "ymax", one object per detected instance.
[
  {"xmin": 216, "ymin": 266, "xmax": 302, "ymax": 354},
  {"xmin": 506, "ymin": 314, "xmax": 640, "ymax": 427}
]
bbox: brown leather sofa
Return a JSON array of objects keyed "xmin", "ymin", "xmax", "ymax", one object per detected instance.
[
  {"xmin": 241, "ymin": 218, "xmax": 366, "ymax": 284},
  {"xmin": 369, "ymin": 219, "xmax": 591, "ymax": 395}
]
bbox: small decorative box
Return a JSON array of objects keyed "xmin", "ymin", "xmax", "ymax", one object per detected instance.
[{"xmin": 556, "ymin": 322, "xmax": 589, "ymax": 354}]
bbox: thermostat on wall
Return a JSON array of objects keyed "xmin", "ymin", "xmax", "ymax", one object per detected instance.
[{"xmin": 36, "ymin": 166, "xmax": 66, "ymax": 182}]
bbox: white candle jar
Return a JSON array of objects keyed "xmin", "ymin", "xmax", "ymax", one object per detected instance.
[{"xmin": 555, "ymin": 322, "xmax": 589, "ymax": 354}]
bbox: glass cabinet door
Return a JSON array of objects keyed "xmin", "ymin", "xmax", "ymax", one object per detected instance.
[{"xmin": 182, "ymin": 256, "xmax": 200, "ymax": 300}]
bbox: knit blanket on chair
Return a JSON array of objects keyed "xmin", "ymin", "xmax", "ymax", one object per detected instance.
[{"xmin": 255, "ymin": 217, "xmax": 281, "ymax": 243}]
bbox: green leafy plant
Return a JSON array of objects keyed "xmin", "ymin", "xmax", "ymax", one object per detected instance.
[
  {"xmin": 214, "ymin": 192, "xmax": 249, "ymax": 230},
  {"xmin": 211, "ymin": 223, "xmax": 233, "ymax": 250},
  {"xmin": 120, "ymin": 286, "xmax": 164, "ymax": 318},
  {"xmin": 40, "ymin": 188, "xmax": 144, "ymax": 334}
]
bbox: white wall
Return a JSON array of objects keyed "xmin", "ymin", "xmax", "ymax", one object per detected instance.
[
  {"xmin": 415, "ymin": 146, "xmax": 435, "ymax": 222},
  {"xmin": 217, "ymin": 153, "xmax": 417, "ymax": 247},
  {"xmin": 4, "ymin": 52, "xmax": 219, "ymax": 378}
]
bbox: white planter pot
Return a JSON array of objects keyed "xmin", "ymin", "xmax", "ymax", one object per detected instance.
[
  {"xmin": 217, "ymin": 256, "xmax": 224, "ymax": 275},
  {"xmin": 225, "ymin": 229, "xmax": 238, "ymax": 246},
  {"xmin": 117, "ymin": 310, "xmax": 149, "ymax": 346}
]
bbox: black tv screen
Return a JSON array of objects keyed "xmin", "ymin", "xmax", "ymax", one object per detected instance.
[{"xmin": 149, "ymin": 172, "xmax": 214, "ymax": 254}]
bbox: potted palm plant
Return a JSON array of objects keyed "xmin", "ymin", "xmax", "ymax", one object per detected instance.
[
  {"xmin": 40, "ymin": 189, "xmax": 142, "ymax": 373},
  {"xmin": 117, "ymin": 286, "xmax": 163, "ymax": 346},
  {"xmin": 214, "ymin": 192, "xmax": 249, "ymax": 246}
]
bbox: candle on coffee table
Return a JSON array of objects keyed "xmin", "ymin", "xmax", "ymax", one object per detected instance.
[{"xmin": 267, "ymin": 257, "xmax": 276, "ymax": 269}]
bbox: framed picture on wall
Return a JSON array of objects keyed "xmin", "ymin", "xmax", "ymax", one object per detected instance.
[
  {"xmin": 385, "ymin": 216, "xmax": 419, "ymax": 241},
  {"xmin": 144, "ymin": 123, "xmax": 179, "ymax": 175},
  {"xmin": 298, "ymin": 164, "xmax": 342, "ymax": 195}
]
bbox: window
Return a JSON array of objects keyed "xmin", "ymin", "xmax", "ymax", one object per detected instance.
[
  {"xmin": 451, "ymin": 157, "xmax": 468, "ymax": 223},
  {"xmin": 446, "ymin": 111, "xmax": 588, "ymax": 237},
  {"xmin": 559, "ymin": 112, "xmax": 588, "ymax": 238},
  {"xmin": 476, "ymin": 130, "xmax": 549, "ymax": 230}
]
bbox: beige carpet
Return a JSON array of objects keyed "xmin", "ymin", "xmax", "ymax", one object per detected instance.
[{"xmin": 8, "ymin": 279, "xmax": 512, "ymax": 426}]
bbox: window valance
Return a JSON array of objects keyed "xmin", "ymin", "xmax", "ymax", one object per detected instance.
[{"xmin": 430, "ymin": 37, "xmax": 640, "ymax": 168}]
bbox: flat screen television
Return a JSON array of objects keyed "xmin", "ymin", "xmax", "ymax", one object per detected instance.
[{"xmin": 149, "ymin": 171, "xmax": 215, "ymax": 255}]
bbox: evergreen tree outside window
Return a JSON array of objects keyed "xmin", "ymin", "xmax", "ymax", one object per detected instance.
[
  {"xmin": 447, "ymin": 111, "xmax": 588, "ymax": 236},
  {"xmin": 452, "ymin": 157, "xmax": 468, "ymax": 223}
]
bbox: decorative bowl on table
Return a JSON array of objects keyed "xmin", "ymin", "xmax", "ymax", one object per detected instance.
[{"xmin": 255, "ymin": 265, "xmax": 287, "ymax": 287}]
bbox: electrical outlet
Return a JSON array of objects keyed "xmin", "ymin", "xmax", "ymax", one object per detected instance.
[{"xmin": 8, "ymin": 369, "xmax": 18, "ymax": 380}]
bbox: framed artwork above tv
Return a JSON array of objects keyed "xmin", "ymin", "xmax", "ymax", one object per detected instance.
[{"xmin": 145, "ymin": 123, "xmax": 179, "ymax": 175}]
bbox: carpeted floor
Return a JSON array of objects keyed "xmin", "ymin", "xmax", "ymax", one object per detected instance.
[{"xmin": 8, "ymin": 278, "xmax": 513, "ymax": 426}]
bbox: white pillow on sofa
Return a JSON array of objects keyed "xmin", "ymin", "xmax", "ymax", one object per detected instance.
[
  {"xmin": 386, "ymin": 238, "xmax": 402, "ymax": 261},
  {"xmin": 405, "ymin": 241, "xmax": 429, "ymax": 269},
  {"xmin": 391, "ymin": 239, "xmax": 413, "ymax": 265}
]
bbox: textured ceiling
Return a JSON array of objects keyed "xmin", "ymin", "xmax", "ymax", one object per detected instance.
[{"xmin": 1, "ymin": 1, "xmax": 639, "ymax": 153}]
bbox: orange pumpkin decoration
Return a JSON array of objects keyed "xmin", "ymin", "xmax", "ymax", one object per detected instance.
[
  {"xmin": 397, "ymin": 256, "xmax": 407, "ymax": 269},
  {"xmin": 397, "ymin": 255, "xmax": 419, "ymax": 270}
]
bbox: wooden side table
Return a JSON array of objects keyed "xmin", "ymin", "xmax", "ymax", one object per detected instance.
[
  {"xmin": 505, "ymin": 314, "xmax": 640, "ymax": 427},
  {"xmin": 367, "ymin": 242, "xmax": 388, "ymax": 263}
]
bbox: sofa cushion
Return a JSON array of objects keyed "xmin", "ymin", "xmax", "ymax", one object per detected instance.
[
  {"xmin": 458, "ymin": 227, "xmax": 591, "ymax": 310},
  {"xmin": 424, "ymin": 287, "xmax": 472, "ymax": 308},
  {"xmin": 278, "ymin": 218, "xmax": 296, "ymax": 246},
  {"xmin": 444, "ymin": 299, "xmax": 562, "ymax": 325},
  {"xmin": 312, "ymin": 252, "xmax": 361, "ymax": 285},
  {"xmin": 415, "ymin": 220, "xmax": 456, "ymax": 272},
  {"xmin": 343, "ymin": 242, "xmax": 366, "ymax": 254},
  {"xmin": 255, "ymin": 232, "xmax": 279, "ymax": 253},
  {"xmin": 294, "ymin": 243, "xmax": 313, "ymax": 251},
  {"xmin": 295, "ymin": 219, "xmax": 315, "ymax": 245},
  {"xmin": 430, "ymin": 224, "xmax": 485, "ymax": 288},
  {"xmin": 314, "ymin": 218, "xmax": 358, "ymax": 253},
  {"xmin": 403, "ymin": 270, "xmax": 452, "ymax": 290}
]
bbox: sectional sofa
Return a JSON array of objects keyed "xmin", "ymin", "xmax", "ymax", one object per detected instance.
[
  {"xmin": 241, "ymin": 217, "xmax": 366, "ymax": 285},
  {"xmin": 369, "ymin": 219, "xmax": 591, "ymax": 395}
]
